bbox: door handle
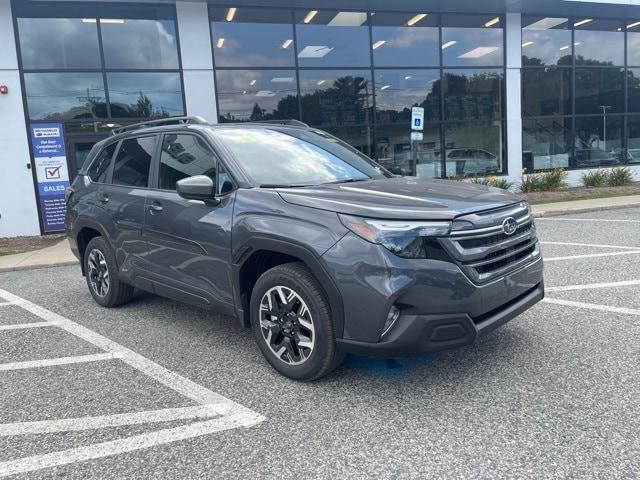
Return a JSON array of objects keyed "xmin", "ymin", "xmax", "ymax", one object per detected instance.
[
  {"xmin": 148, "ymin": 201, "xmax": 163, "ymax": 214},
  {"xmin": 99, "ymin": 192, "xmax": 109, "ymax": 204}
]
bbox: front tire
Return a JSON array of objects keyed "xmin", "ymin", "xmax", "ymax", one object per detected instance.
[
  {"xmin": 83, "ymin": 237, "xmax": 135, "ymax": 308},
  {"xmin": 250, "ymin": 262, "xmax": 343, "ymax": 381}
]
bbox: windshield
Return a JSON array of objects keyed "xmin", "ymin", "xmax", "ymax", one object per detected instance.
[{"xmin": 214, "ymin": 127, "xmax": 389, "ymax": 186}]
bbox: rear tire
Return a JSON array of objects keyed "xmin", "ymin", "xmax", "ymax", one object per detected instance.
[
  {"xmin": 250, "ymin": 262, "xmax": 343, "ymax": 381},
  {"xmin": 84, "ymin": 236, "xmax": 135, "ymax": 308}
]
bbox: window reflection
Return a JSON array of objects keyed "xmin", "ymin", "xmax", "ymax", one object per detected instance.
[
  {"xmin": 574, "ymin": 116, "xmax": 623, "ymax": 168},
  {"xmin": 375, "ymin": 124, "xmax": 441, "ymax": 177},
  {"xmin": 108, "ymin": 73, "xmax": 184, "ymax": 118},
  {"xmin": 295, "ymin": 10, "xmax": 370, "ymax": 67},
  {"xmin": 522, "ymin": 68, "xmax": 571, "ymax": 116},
  {"xmin": 101, "ymin": 19, "xmax": 179, "ymax": 69},
  {"xmin": 443, "ymin": 69, "xmax": 503, "ymax": 120},
  {"xmin": 375, "ymin": 70, "xmax": 440, "ymax": 124},
  {"xmin": 299, "ymin": 70, "xmax": 373, "ymax": 127},
  {"xmin": 521, "ymin": 16, "xmax": 571, "ymax": 66},
  {"xmin": 627, "ymin": 28, "xmax": 640, "ymax": 66},
  {"xmin": 575, "ymin": 68, "xmax": 624, "ymax": 114},
  {"xmin": 24, "ymin": 73, "xmax": 106, "ymax": 120},
  {"xmin": 625, "ymin": 116, "xmax": 640, "ymax": 163},
  {"xmin": 215, "ymin": 69, "xmax": 298, "ymax": 122},
  {"xmin": 211, "ymin": 8, "xmax": 294, "ymax": 67},
  {"xmin": 319, "ymin": 125, "xmax": 374, "ymax": 158},
  {"xmin": 627, "ymin": 68, "xmax": 640, "ymax": 112},
  {"xmin": 17, "ymin": 18, "xmax": 101, "ymax": 69},
  {"xmin": 574, "ymin": 19, "xmax": 623, "ymax": 66},
  {"xmin": 371, "ymin": 12, "xmax": 439, "ymax": 67},
  {"xmin": 522, "ymin": 117, "xmax": 572, "ymax": 170},
  {"xmin": 441, "ymin": 15, "xmax": 503, "ymax": 67},
  {"xmin": 444, "ymin": 122, "xmax": 504, "ymax": 176}
]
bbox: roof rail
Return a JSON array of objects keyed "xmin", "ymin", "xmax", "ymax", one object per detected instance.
[
  {"xmin": 247, "ymin": 119, "xmax": 310, "ymax": 128},
  {"xmin": 111, "ymin": 116, "xmax": 209, "ymax": 135}
]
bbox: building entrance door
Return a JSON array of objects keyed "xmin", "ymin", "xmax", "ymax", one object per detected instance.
[{"xmin": 66, "ymin": 135, "xmax": 107, "ymax": 180}]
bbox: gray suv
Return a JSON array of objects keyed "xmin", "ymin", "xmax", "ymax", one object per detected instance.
[{"xmin": 65, "ymin": 117, "xmax": 544, "ymax": 381}]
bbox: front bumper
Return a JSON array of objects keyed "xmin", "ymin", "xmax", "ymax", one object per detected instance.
[{"xmin": 336, "ymin": 281, "xmax": 544, "ymax": 357}]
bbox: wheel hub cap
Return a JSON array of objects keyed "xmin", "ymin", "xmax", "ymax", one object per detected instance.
[{"xmin": 87, "ymin": 249, "xmax": 110, "ymax": 298}]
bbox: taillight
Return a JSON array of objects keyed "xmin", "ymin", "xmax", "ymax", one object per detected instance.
[{"xmin": 64, "ymin": 186, "xmax": 75, "ymax": 203}]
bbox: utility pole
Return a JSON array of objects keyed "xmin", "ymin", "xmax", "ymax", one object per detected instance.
[{"xmin": 600, "ymin": 105, "xmax": 611, "ymax": 151}]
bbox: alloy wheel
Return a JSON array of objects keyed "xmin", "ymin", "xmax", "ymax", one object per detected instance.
[
  {"xmin": 87, "ymin": 249, "xmax": 110, "ymax": 298},
  {"xmin": 259, "ymin": 286, "xmax": 315, "ymax": 365}
]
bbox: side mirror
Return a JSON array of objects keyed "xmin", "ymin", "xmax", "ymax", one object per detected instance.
[{"xmin": 176, "ymin": 175, "xmax": 218, "ymax": 204}]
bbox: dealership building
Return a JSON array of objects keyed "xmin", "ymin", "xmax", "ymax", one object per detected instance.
[{"xmin": 1, "ymin": 0, "xmax": 640, "ymax": 236}]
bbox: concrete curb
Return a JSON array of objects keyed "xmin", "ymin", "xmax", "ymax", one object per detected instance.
[
  {"xmin": 0, "ymin": 260, "xmax": 78, "ymax": 273},
  {"xmin": 532, "ymin": 201, "xmax": 640, "ymax": 218}
]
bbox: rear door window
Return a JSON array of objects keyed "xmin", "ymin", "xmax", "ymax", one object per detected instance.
[
  {"xmin": 112, "ymin": 136, "xmax": 157, "ymax": 187},
  {"xmin": 87, "ymin": 143, "xmax": 117, "ymax": 183}
]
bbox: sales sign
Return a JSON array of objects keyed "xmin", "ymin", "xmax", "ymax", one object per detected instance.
[
  {"xmin": 30, "ymin": 123, "xmax": 69, "ymax": 233},
  {"xmin": 411, "ymin": 106, "xmax": 424, "ymax": 131}
]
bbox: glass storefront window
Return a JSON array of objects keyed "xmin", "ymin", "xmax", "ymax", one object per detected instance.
[
  {"xmin": 320, "ymin": 125, "xmax": 375, "ymax": 158},
  {"xmin": 24, "ymin": 73, "xmax": 106, "ymax": 120},
  {"xmin": 522, "ymin": 68, "xmax": 571, "ymax": 116},
  {"xmin": 17, "ymin": 18, "xmax": 101, "ymax": 69},
  {"xmin": 107, "ymin": 73, "xmax": 184, "ymax": 118},
  {"xmin": 370, "ymin": 12, "xmax": 439, "ymax": 67},
  {"xmin": 441, "ymin": 15, "xmax": 504, "ymax": 67},
  {"xmin": 101, "ymin": 18, "xmax": 179, "ymax": 69},
  {"xmin": 298, "ymin": 70, "xmax": 373, "ymax": 127},
  {"xmin": 625, "ymin": 116, "xmax": 640, "ymax": 163},
  {"xmin": 211, "ymin": 8, "xmax": 295, "ymax": 67},
  {"xmin": 215, "ymin": 69, "xmax": 298, "ymax": 122},
  {"xmin": 374, "ymin": 70, "xmax": 440, "ymax": 124},
  {"xmin": 443, "ymin": 121, "xmax": 504, "ymax": 176},
  {"xmin": 375, "ymin": 124, "xmax": 441, "ymax": 177},
  {"xmin": 627, "ymin": 25, "xmax": 640, "ymax": 66},
  {"xmin": 574, "ymin": 115, "xmax": 623, "ymax": 168},
  {"xmin": 574, "ymin": 18, "xmax": 624, "ymax": 66},
  {"xmin": 442, "ymin": 69, "xmax": 503, "ymax": 120},
  {"xmin": 521, "ymin": 16, "xmax": 571, "ymax": 66},
  {"xmin": 522, "ymin": 117, "xmax": 572, "ymax": 170},
  {"xmin": 294, "ymin": 10, "xmax": 370, "ymax": 68},
  {"xmin": 575, "ymin": 68, "xmax": 624, "ymax": 114},
  {"xmin": 627, "ymin": 68, "xmax": 640, "ymax": 112}
]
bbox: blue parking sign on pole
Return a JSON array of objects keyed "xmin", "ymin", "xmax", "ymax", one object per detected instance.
[{"xmin": 411, "ymin": 107, "xmax": 424, "ymax": 131}]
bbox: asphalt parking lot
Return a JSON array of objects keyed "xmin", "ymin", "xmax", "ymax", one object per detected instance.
[{"xmin": 1, "ymin": 207, "xmax": 640, "ymax": 479}]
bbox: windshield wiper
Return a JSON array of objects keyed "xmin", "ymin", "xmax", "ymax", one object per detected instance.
[
  {"xmin": 259, "ymin": 183, "xmax": 313, "ymax": 188},
  {"xmin": 318, "ymin": 178, "xmax": 370, "ymax": 186}
]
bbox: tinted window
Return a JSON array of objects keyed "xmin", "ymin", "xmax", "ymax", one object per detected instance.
[
  {"xmin": 375, "ymin": 70, "xmax": 440, "ymax": 124},
  {"xmin": 101, "ymin": 19, "xmax": 179, "ymax": 69},
  {"xmin": 159, "ymin": 134, "xmax": 217, "ymax": 190},
  {"xmin": 88, "ymin": 143, "xmax": 117, "ymax": 183},
  {"xmin": 574, "ymin": 19, "xmax": 623, "ymax": 66},
  {"xmin": 294, "ymin": 10, "xmax": 370, "ymax": 68},
  {"xmin": 443, "ymin": 122, "xmax": 505, "ymax": 176},
  {"xmin": 521, "ymin": 16, "xmax": 571, "ymax": 66},
  {"xmin": 112, "ymin": 136, "xmax": 157, "ymax": 187},
  {"xmin": 107, "ymin": 73, "xmax": 184, "ymax": 118},
  {"xmin": 371, "ymin": 12, "xmax": 439, "ymax": 67},
  {"xmin": 441, "ymin": 15, "xmax": 504, "ymax": 67},
  {"xmin": 375, "ymin": 123, "xmax": 441, "ymax": 177},
  {"xmin": 575, "ymin": 68, "xmax": 624, "ymax": 114},
  {"xmin": 627, "ymin": 29, "xmax": 640, "ymax": 66},
  {"xmin": 17, "ymin": 17, "xmax": 101, "ymax": 69},
  {"xmin": 215, "ymin": 128, "xmax": 385, "ymax": 185},
  {"xmin": 443, "ymin": 69, "xmax": 503, "ymax": 120},
  {"xmin": 24, "ymin": 73, "xmax": 106, "ymax": 120},
  {"xmin": 211, "ymin": 7, "xmax": 294, "ymax": 67},
  {"xmin": 574, "ymin": 116, "xmax": 623, "ymax": 168},
  {"xmin": 522, "ymin": 68, "xmax": 572, "ymax": 116},
  {"xmin": 522, "ymin": 117, "xmax": 572, "ymax": 170}
]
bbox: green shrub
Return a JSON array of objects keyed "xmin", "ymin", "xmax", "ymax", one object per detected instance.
[
  {"xmin": 581, "ymin": 169, "xmax": 608, "ymax": 188},
  {"xmin": 469, "ymin": 175, "xmax": 514, "ymax": 190},
  {"xmin": 519, "ymin": 168, "xmax": 568, "ymax": 192},
  {"xmin": 607, "ymin": 167, "xmax": 635, "ymax": 186}
]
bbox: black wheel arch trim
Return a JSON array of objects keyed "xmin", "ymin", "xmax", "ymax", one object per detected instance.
[
  {"xmin": 232, "ymin": 235, "xmax": 345, "ymax": 338},
  {"xmin": 72, "ymin": 217, "xmax": 113, "ymax": 276}
]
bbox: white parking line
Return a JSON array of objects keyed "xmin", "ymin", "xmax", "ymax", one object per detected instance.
[
  {"xmin": 540, "ymin": 241, "xmax": 640, "ymax": 250},
  {"xmin": 0, "ymin": 287, "xmax": 265, "ymax": 477},
  {"xmin": 0, "ymin": 353, "xmax": 119, "ymax": 372},
  {"xmin": 544, "ymin": 250, "xmax": 640, "ymax": 261},
  {"xmin": 0, "ymin": 321, "xmax": 61, "ymax": 331},
  {"xmin": 543, "ymin": 297, "xmax": 640, "ymax": 316},
  {"xmin": 546, "ymin": 279, "xmax": 640, "ymax": 292},
  {"xmin": 537, "ymin": 218, "xmax": 640, "ymax": 223}
]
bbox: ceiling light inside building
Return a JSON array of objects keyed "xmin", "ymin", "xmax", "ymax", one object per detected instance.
[
  {"xmin": 574, "ymin": 18, "xmax": 593, "ymax": 27},
  {"xmin": 249, "ymin": 79, "xmax": 257, "ymax": 86},
  {"xmin": 216, "ymin": 38, "xmax": 225, "ymax": 48},
  {"xmin": 271, "ymin": 77, "xmax": 294, "ymax": 82},
  {"xmin": 303, "ymin": 10, "xmax": 318, "ymax": 24},
  {"xmin": 328, "ymin": 12, "xmax": 367, "ymax": 26},
  {"xmin": 226, "ymin": 7, "xmax": 237, "ymax": 22},
  {"xmin": 298, "ymin": 45, "xmax": 333, "ymax": 58},
  {"xmin": 559, "ymin": 45, "xmax": 570, "ymax": 51},
  {"xmin": 522, "ymin": 41, "xmax": 534, "ymax": 47},
  {"xmin": 372, "ymin": 40, "xmax": 386, "ymax": 49},
  {"xmin": 316, "ymin": 80, "xmax": 326, "ymax": 85},
  {"xmin": 404, "ymin": 75, "xmax": 413, "ymax": 80},
  {"xmin": 282, "ymin": 39, "xmax": 293, "ymax": 48},
  {"xmin": 255, "ymin": 90, "xmax": 276, "ymax": 97},
  {"xmin": 484, "ymin": 17, "xmax": 500, "ymax": 27},
  {"xmin": 458, "ymin": 46, "xmax": 499, "ymax": 58},
  {"xmin": 524, "ymin": 17, "xmax": 567, "ymax": 30},
  {"xmin": 380, "ymin": 85, "xmax": 391, "ymax": 90},
  {"xmin": 407, "ymin": 13, "xmax": 427, "ymax": 26},
  {"xmin": 627, "ymin": 21, "xmax": 640, "ymax": 29},
  {"xmin": 442, "ymin": 40, "xmax": 457, "ymax": 49}
]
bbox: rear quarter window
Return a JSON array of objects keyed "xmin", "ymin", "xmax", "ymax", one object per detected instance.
[{"xmin": 87, "ymin": 143, "xmax": 117, "ymax": 183}]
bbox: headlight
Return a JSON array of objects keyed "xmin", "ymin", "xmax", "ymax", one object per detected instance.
[{"xmin": 339, "ymin": 214, "xmax": 451, "ymax": 259}]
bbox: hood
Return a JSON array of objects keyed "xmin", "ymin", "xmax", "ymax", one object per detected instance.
[{"xmin": 277, "ymin": 177, "xmax": 523, "ymax": 220}]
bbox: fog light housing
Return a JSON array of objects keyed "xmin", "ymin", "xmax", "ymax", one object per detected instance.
[{"xmin": 381, "ymin": 306, "xmax": 400, "ymax": 338}]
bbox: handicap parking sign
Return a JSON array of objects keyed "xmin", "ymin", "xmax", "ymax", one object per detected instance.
[{"xmin": 411, "ymin": 107, "xmax": 424, "ymax": 131}]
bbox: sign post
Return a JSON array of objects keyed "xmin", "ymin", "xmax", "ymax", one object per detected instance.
[
  {"xmin": 29, "ymin": 123, "xmax": 70, "ymax": 233},
  {"xmin": 410, "ymin": 107, "xmax": 425, "ymax": 176}
]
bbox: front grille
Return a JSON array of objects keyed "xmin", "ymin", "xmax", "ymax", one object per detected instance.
[{"xmin": 439, "ymin": 207, "xmax": 540, "ymax": 284}]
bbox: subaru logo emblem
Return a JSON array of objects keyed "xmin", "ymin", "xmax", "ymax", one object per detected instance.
[{"xmin": 502, "ymin": 217, "xmax": 518, "ymax": 236}]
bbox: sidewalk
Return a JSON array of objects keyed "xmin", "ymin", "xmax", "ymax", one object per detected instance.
[
  {"xmin": 0, "ymin": 239, "xmax": 77, "ymax": 272},
  {"xmin": 1, "ymin": 194, "xmax": 639, "ymax": 272}
]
